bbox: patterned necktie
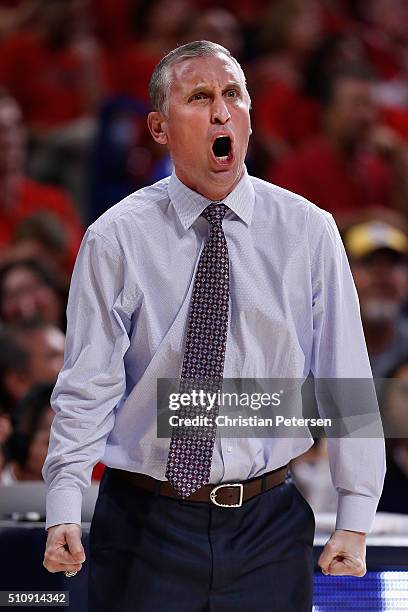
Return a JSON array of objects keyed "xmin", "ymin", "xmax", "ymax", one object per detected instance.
[{"xmin": 165, "ymin": 203, "xmax": 230, "ymax": 497}]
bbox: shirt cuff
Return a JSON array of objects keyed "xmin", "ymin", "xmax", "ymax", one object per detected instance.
[
  {"xmin": 45, "ymin": 488, "xmax": 83, "ymax": 530},
  {"xmin": 335, "ymin": 492, "xmax": 379, "ymax": 534}
]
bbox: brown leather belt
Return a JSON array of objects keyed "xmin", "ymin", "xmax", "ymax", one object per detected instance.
[{"xmin": 109, "ymin": 465, "xmax": 288, "ymax": 508}]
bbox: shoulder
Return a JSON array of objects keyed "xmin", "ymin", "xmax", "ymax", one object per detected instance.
[
  {"xmin": 249, "ymin": 174, "xmax": 332, "ymax": 227},
  {"xmin": 88, "ymin": 176, "xmax": 171, "ymax": 247},
  {"xmin": 248, "ymin": 174, "xmax": 341, "ymax": 261}
]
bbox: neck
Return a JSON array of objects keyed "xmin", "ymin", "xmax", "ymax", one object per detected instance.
[{"xmin": 176, "ymin": 167, "xmax": 245, "ymax": 202}]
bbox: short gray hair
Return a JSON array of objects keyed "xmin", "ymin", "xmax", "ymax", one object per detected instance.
[{"xmin": 148, "ymin": 40, "xmax": 249, "ymax": 115}]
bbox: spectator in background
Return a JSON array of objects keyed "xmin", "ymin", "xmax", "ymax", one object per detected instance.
[
  {"xmin": 0, "ymin": 409, "xmax": 12, "ymax": 473},
  {"xmin": 87, "ymin": 0, "xmax": 197, "ymax": 218},
  {"xmin": 185, "ymin": 9, "xmax": 243, "ymax": 60},
  {"xmin": 363, "ymin": 0, "xmax": 408, "ymax": 105},
  {"xmin": 0, "ymin": 259, "xmax": 68, "ymax": 331},
  {"xmin": 0, "ymin": 93, "xmax": 83, "ymax": 272},
  {"xmin": 88, "ymin": 96, "xmax": 164, "ymax": 222},
  {"xmin": 377, "ymin": 356, "xmax": 408, "ymax": 514},
  {"xmin": 0, "ymin": 319, "xmax": 65, "ymax": 415},
  {"xmin": 250, "ymin": 0, "xmax": 322, "ymax": 170},
  {"xmin": 252, "ymin": 30, "xmax": 368, "ymax": 175},
  {"xmin": 89, "ymin": 0, "xmax": 134, "ymax": 52},
  {"xmin": 0, "ymin": 322, "xmax": 64, "ymax": 479},
  {"xmin": 0, "ymin": 0, "xmax": 106, "ymax": 213},
  {"xmin": 301, "ymin": 32, "xmax": 367, "ymax": 107},
  {"xmin": 1, "ymin": 382, "xmax": 55, "ymax": 483},
  {"xmin": 0, "ymin": 0, "xmax": 40, "ymax": 42},
  {"xmin": 1, "ymin": 380, "xmax": 104, "ymax": 484},
  {"xmin": 5, "ymin": 212, "xmax": 70, "ymax": 279},
  {"xmin": 362, "ymin": 0, "xmax": 408, "ymax": 143},
  {"xmin": 343, "ymin": 220, "xmax": 408, "ymax": 377},
  {"xmin": 0, "ymin": 327, "xmax": 26, "ymax": 417},
  {"xmin": 106, "ymin": 0, "xmax": 193, "ymax": 105},
  {"xmin": 271, "ymin": 65, "xmax": 408, "ymax": 226}
]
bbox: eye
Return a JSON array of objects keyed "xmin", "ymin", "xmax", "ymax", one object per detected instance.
[
  {"xmin": 189, "ymin": 92, "xmax": 208, "ymax": 102},
  {"xmin": 225, "ymin": 89, "xmax": 239, "ymax": 98}
]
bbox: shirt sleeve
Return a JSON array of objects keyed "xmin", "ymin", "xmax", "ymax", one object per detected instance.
[
  {"xmin": 308, "ymin": 209, "xmax": 386, "ymax": 534},
  {"xmin": 42, "ymin": 228, "xmax": 134, "ymax": 529}
]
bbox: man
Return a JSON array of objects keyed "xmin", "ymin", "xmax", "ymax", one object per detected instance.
[
  {"xmin": 343, "ymin": 220, "xmax": 408, "ymax": 377},
  {"xmin": 271, "ymin": 65, "xmax": 408, "ymax": 226},
  {"xmin": 43, "ymin": 41, "xmax": 385, "ymax": 611}
]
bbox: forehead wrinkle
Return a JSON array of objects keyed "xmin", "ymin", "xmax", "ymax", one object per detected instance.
[{"xmin": 173, "ymin": 54, "xmax": 243, "ymax": 83}]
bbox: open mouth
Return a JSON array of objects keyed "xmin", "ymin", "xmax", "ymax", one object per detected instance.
[{"xmin": 212, "ymin": 136, "xmax": 232, "ymax": 161}]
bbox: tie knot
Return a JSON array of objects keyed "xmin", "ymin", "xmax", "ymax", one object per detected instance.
[{"xmin": 201, "ymin": 203, "xmax": 228, "ymax": 226}]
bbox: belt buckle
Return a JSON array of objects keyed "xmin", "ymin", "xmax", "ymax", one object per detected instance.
[{"xmin": 210, "ymin": 483, "xmax": 244, "ymax": 508}]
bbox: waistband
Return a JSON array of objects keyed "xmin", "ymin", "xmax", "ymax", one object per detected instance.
[{"xmin": 108, "ymin": 465, "xmax": 289, "ymax": 508}]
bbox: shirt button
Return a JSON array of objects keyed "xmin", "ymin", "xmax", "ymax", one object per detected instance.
[{"xmin": 227, "ymin": 446, "xmax": 233, "ymax": 453}]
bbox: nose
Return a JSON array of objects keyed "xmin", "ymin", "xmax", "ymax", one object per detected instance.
[{"xmin": 211, "ymin": 96, "xmax": 231, "ymax": 124}]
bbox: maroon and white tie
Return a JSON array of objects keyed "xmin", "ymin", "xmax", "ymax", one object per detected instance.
[{"xmin": 165, "ymin": 203, "xmax": 230, "ymax": 497}]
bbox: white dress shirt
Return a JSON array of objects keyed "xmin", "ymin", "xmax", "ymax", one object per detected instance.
[{"xmin": 42, "ymin": 169, "xmax": 385, "ymax": 531}]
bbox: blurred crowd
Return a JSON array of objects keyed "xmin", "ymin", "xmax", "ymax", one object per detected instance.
[{"xmin": 1, "ymin": 0, "xmax": 408, "ymax": 515}]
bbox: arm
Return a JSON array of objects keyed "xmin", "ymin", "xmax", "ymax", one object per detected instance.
[
  {"xmin": 43, "ymin": 228, "xmax": 132, "ymax": 527},
  {"xmin": 308, "ymin": 210, "xmax": 386, "ymax": 575},
  {"xmin": 42, "ymin": 228, "xmax": 134, "ymax": 570}
]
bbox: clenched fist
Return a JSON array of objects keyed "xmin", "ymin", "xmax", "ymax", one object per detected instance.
[
  {"xmin": 318, "ymin": 529, "xmax": 366, "ymax": 577},
  {"xmin": 43, "ymin": 524, "xmax": 86, "ymax": 574}
]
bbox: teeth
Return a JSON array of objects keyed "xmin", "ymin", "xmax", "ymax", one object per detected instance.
[{"xmin": 218, "ymin": 156, "xmax": 228, "ymax": 161}]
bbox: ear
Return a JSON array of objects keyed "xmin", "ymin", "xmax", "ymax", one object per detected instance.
[{"xmin": 147, "ymin": 111, "xmax": 168, "ymax": 145}]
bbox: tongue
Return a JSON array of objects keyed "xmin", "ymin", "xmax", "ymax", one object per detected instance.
[{"xmin": 213, "ymin": 137, "xmax": 231, "ymax": 157}]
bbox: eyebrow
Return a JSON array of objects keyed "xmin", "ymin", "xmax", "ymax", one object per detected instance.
[{"xmin": 187, "ymin": 81, "xmax": 243, "ymax": 96}]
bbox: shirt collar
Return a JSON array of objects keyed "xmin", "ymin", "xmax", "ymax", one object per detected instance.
[{"xmin": 168, "ymin": 167, "xmax": 254, "ymax": 230}]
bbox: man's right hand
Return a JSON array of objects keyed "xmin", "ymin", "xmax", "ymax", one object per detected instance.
[{"xmin": 43, "ymin": 524, "xmax": 86, "ymax": 574}]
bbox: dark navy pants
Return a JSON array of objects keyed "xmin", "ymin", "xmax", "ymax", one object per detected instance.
[{"xmin": 88, "ymin": 467, "xmax": 315, "ymax": 612}]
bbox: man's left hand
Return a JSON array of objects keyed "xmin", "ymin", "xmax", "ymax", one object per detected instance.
[{"xmin": 318, "ymin": 529, "xmax": 366, "ymax": 577}]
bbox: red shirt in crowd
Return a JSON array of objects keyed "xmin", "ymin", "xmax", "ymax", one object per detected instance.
[
  {"xmin": 104, "ymin": 43, "xmax": 161, "ymax": 104},
  {"xmin": 381, "ymin": 107, "xmax": 408, "ymax": 142},
  {"xmin": 0, "ymin": 31, "xmax": 105, "ymax": 129},
  {"xmin": 270, "ymin": 135, "xmax": 393, "ymax": 218},
  {"xmin": 89, "ymin": 0, "xmax": 134, "ymax": 50},
  {"xmin": 363, "ymin": 28, "xmax": 407, "ymax": 82},
  {"xmin": 253, "ymin": 80, "xmax": 320, "ymax": 149},
  {"xmin": 0, "ymin": 178, "xmax": 84, "ymax": 273}
]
